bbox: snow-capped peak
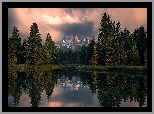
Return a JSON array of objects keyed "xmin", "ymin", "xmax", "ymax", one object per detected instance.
[{"xmin": 57, "ymin": 36, "xmax": 91, "ymax": 51}]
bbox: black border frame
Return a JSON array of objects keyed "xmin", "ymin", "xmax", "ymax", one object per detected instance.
[{"xmin": 3, "ymin": 2, "xmax": 152, "ymax": 112}]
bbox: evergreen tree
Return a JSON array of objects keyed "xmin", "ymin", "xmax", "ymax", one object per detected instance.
[
  {"xmin": 122, "ymin": 28, "xmax": 131, "ymax": 66},
  {"xmin": 62, "ymin": 51, "xmax": 67, "ymax": 64},
  {"xmin": 80, "ymin": 45, "xmax": 87, "ymax": 65},
  {"xmin": 97, "ymin": 12, "xmax": 115, "ymax": 66},
  {"xmin": 67, "ymin": 49, "xmax": 73, "ymax": 64},
  {"xmin": 8, "ymin": 26, "xmax": 21, "ymax": 65},
  {"xmin": 96, "ymin": 41, "xmax": 106, "ymax": 66},
  {"xmin": 144, "ymin": 48, "xmax": 147, "ymax": 66},
  {"xmin": 19, "ymin": 39, "xmax": 28, "ymax": 64},
  {"xmin": 105, "ymin": 35, "xmax": 116, "ymax": 66},
  {"xmin": 87, "ymin": 36, "xmax": 95, "ymax": 65},
  {"xmin": 26, "ymin": 22, "xmax": 42, "ymax": 65},
  {"xmin": 57, "ymin": 49, "xmax": 63, "ymax": 64},
  {"xmin": 113, "ymin": 21, "xmax": 127, "ymax": 66},
  {"xmin": 122, "ymin": 28, "xmax": 140, "ymax": 66},
  {"xmin": 129, "ymin": 33, "xmax": 140, "ymax": 65},
  {"xmin": 133, "ymin": 26, "xmax": 147, "ymax": 65},
  {"xmin": 74, "ymin": 50, "xmax": 80, "ymax": 64},
  {"xmin": 43, "ymin": 33, "xmax": 57, "ymax": 64},
  {"xmin": 90, "ymin": 40, "xmax": 98, "ymax": 66},
  {"xmin": 52, "ymin": 42, "xmax": 58, "ymax": 65},
  {"xmin": 72, "ymin": 50, "xmax": 77, "ymax": 64}
]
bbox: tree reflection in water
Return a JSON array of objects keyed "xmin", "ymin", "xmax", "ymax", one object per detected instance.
[{"xmin": 8, "ymin": 68, "xmax": 147, "ymax": 107}]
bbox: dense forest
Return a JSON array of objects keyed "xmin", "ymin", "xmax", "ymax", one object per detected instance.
[{"xmin": 8, "ymin": 12, "xmax": 147, "ymax": 66}]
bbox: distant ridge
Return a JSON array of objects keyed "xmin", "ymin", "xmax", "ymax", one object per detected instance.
[{"xmin": 56, "ymin": 36, "xmax": 91, "ymax": 51}]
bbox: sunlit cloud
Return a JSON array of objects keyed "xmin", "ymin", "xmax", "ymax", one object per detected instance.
[
  {"xmin": 41, "ymin": 14, "xmax": 80, "ymax": 24},
  {"xmin": 8, "ymin": 8, "xmax": 147, "ymax": 44}
]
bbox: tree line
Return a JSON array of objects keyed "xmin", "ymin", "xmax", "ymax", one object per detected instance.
[{"xmin": 8, "ymin": 12, "xmax": 147, "ymax": 66}]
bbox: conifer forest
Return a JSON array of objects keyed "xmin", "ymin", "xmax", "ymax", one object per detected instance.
[{"xmin": 8, "ymin": 12, "xmax": 147, "ymax": 67}]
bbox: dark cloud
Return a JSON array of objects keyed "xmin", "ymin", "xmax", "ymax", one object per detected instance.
[
  {"xmin": 51, "ymin": 20, "xmax": 96, "ymax": 40},
  {"xmin": 8, "ymin": 8, "xmax": 147, "ymax": 44}
]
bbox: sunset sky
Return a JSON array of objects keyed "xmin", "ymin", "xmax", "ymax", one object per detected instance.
[{"xmin": 8, "ymin": 8, "xmax": 147, "ymax": 44}]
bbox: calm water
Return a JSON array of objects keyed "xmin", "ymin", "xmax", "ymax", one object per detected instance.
[{"xmin": 8, "ymin": 68, "xmax": 147, "ymax": 107}]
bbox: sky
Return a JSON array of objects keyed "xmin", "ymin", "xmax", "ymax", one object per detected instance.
[{"xmin": 8, "ymin": 8, "xmax": 147, "ymax": 44}]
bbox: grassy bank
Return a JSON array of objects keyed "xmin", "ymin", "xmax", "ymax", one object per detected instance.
[
  {"xmin": 8, "ymin": 64, "xmax": 61, "ymax": 71},
  {"xmin": 77, "ymin": 65, "xmax": 147, "ymax": 75},
  {"xmin": 8, "ymin": 64, "xmax": 147, "ymax": 75},
  {"xmin": 8, "ymin": 64, "xmax": 79, "ymax": 71}
]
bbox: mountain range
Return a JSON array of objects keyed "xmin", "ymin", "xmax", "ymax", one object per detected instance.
[{"xmin": 56, "ymin": 36, "xmax": 91, "ymax": 51}]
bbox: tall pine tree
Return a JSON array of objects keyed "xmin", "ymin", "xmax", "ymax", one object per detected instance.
[
  {"xmin": 26, "ymin": 22, "xmax": 42, "ymax": 65},
  {"xmin": 113, "ymin": 21, "xmax": 127, "ymax": 66},
  {"xmin": 8, "ymin": 26, "xmax": 21, "ymax": 65},
  {"xmin": 80, "ymin": 44, "xmax": 88, "ymax": 65},
  {"xmin": 133, "ymin": 26, "xmax": 147, "ymax": 66},
  {"xmin": 97, "ymin": 12, "xmax": 115, "ymax": 66},
  {"xmin": 20, "ymin": 39, "xmax": 28, "ymax": 64},
  {"xmin": 122, "ymin": 28, "xmax": 131, "ymax": 66},
  {"xmin": 90, "ymin": 41, "xmax": 98, "ymax": 66},
  {"xmin": 87, "ymin": 36, "xmax": 95, "ymax": 65},
  {"xmin": 129, "ymin": 33, "xmax": 140, "ymax": 66},
  {"xmin": 43, "ymin": 33, "xmax": 57, "ymax": 64}
]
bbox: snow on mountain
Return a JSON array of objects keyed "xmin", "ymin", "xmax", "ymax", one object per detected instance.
[{"xmin": 57, "ymin": 36, "xmax": 91, "ymax": 51}]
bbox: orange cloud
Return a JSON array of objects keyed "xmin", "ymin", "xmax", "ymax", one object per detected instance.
[
  {"xmin": 8, "ymin": 8, "xmax": 66, "ymax": 43},
  {"xmin": 106, "ymin": 8, "xmax": 147, "ymax": 32},
  {"xmin": 8, "ymin": 8, "xmax": 147, "ymax": 44},
  {"xmin": 85, "ymin": 8, "xmax": 147, "ymax": 33}
]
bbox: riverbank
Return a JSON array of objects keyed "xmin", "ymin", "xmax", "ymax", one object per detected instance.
[
  {"xmin": 77, "ymin": 65, "xmax": 147, "ymax": 75},
  {"xmin": 8, "ymin": 64, "xmax": 147, "ymax": 75}
]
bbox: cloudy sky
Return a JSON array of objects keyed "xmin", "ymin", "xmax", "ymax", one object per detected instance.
[{"xmin": 8, "ymin": 8, "xmax": 147, "ymax": 44}]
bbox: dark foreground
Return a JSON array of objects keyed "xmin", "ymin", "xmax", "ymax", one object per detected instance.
[{"xmin": 8, "ymin": 66, "xmax": 147, "ymax": 107}]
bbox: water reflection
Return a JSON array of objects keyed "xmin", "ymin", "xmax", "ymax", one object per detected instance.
[{"xmin": 8, "ymin": 68, "xmax": 147, "ymax": 107}]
